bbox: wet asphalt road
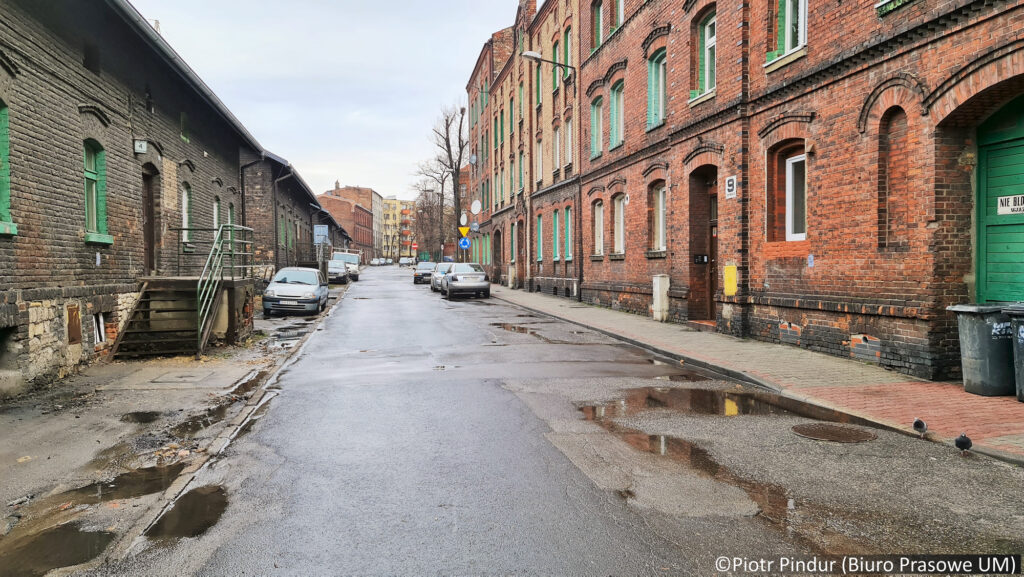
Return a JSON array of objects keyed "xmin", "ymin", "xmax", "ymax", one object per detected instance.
[{"xmin": 115, "ymin": 266, "xmax": 702, "ymax": 575}]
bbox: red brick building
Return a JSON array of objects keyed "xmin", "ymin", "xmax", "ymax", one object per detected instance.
[
  {"xmin": 468, "ymin": 0, "xmax": 1024, "ymax": 380},
  {"xmin": 318, "ymin": 194, "xmax": 372, "ymax": 263}
]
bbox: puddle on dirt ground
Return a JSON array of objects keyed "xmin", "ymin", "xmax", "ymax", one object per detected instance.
[
  {"xmin": 121, "ymin": 411, "xmax": 161, "ymax": 424},
  {"xmin": 0, "ymin": 523, "xmax": 115, "ymax": 577},
  {"xmin": 145, "ymin": 485, "xmax": 227, "ymax": 540},
  {"xmin": 233, "ymin": 403, "xmax": 271, "ymax": 440},
  {"xmin": 61, "ymin": 463, "xmax": 186, "ymax": 505},
  {"xmin": 170, "ymin": 404, "xmax": 232, "ymax": 438},
  {"xmin": 230, "ymin": 370, "xmax": 270, "ymax": 397}
]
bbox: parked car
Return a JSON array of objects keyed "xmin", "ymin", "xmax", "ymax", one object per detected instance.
[
  {"xmin": 370, "ymin": 258, "xmax": 381, "ymax": 266},
  {"xmin": 326, "ymin": 260, "xmax": 350, "ymax": 284},
  {"xmin": 385, "ymin": 258, "xmax": 394, "ymax": 265},
  {"xmin": 398, "ymin": 257, "xmax": 414, "ymax": 267},
  {"xmin": 441, "ymin": 263, "xmax": 490, "ymax": 299},
  {"xmin": 413, "ymin": 261, "xmax": 436, "ymax": 284},
  {"xmin": 430, "ymin": 262, "xmax": 454, "ymax": 292},
  {"xmin": 263, "ymin": 267, "xmax": 329, "ymax": 317},
  {"xmin": 332, "ymin": 251, "xmax": 361, "ymax": 281}
]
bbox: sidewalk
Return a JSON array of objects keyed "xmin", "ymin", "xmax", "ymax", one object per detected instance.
[{"xmin": 492, "ymin": 286, "xmax": 1024, "ymax": 464}]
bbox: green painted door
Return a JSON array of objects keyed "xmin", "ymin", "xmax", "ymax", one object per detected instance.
[{"xmin": 978, "ymin": 94, "xmax": 1024, "ymax": 303}]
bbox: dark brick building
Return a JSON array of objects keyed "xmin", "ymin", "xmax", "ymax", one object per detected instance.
[
  {"xmin": 0, "ymin": 0, "xmax": 263, "ymax": 393},
  {"xmin": 243, "ymin": 152, "xmax": 349, "ymax": 278},
  {"xmin": 469, "ymin": 0, "xmax": 1024, "ymax": 380}
]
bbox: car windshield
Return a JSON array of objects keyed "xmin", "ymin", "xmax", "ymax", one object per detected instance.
[
  {"xmin": 434, "ymin": 263, "xmax": 453, "ymax": 273},
  {"xmin": 272, "ymin": 270, "xmax": 319, "ymax": 285},
  {"xmin": 416, "ymin": 262, "xmax": 436, "ymax": 270},
  {"xmin": 451, "ymin": 263, "xmax": 485, "ymax": 273}
]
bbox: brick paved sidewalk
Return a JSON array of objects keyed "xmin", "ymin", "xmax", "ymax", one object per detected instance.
[{"xmin": 491, "ymin": 286, "xmax": 1024, "ymax": 464}]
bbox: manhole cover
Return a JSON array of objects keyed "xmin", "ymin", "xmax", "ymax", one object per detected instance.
[
  {"xmin": 151, "ymin": 371, "xmax": 213, "ymax": 384},
  {"xmin": 791, "ymin": 423, "xmax": 877, "ymax": 443}
]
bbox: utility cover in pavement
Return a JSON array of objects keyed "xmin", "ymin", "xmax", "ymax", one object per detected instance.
[{"xmin": 791, "ymin": 423, "xmax": 877, "ymax": 443}]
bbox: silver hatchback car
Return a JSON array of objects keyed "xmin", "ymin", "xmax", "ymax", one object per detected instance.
[
  {"xmin": 430, "ymin": 262, "xmax": 453, "ymax": 292},
  {"xmin": 440, "ymin": 263, "xmax": 490, "ymax": 299}
]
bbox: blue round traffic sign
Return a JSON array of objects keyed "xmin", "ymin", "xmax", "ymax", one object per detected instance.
[{"xmin": 458, "ymin": 238, "xmax": 471, "ymax": 250}]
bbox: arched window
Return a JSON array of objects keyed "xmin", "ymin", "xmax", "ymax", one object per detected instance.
[
  {"xmin": 0, "ymin": 99, "xmax": 12, "ymax": 235},
  {"xmin": 593, "ymin": 200, "xmax": 605, "ymax": 255},
  {"xmin": 612, "ymin": 193, "xmax": 626, "ymax": 253},
  {"xmin": 878, "ymin": 107, "xmax": 909, "ymax": 250},
  {"xmin": 590, "ymin": 97, "xmax": 604, "ymax": 158},
  {"xmin": 181, "ymin": 182, "xmax": 193, "ymax": 242},
  {"xmin": 649, "ymin": 182, "xmax": 667, "ymax": 250},
  {"xmin": 610, "ymin": 81, "xmax": 625, "ymax": 148},
  {"xmin": 767, "ymin": 140, "xmax": 807, "ymax": 242},
  {"xmin": 648, "ymin": 49, "xmax": 667, "ymax": 128},
  {"xmin": 83, "ymin": 139, "xmax": 110, "ymax": 244}
]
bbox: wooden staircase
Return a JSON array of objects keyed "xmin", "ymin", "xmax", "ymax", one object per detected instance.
[{"xmin": 112, "ymin": 279, "xmax": 206, "ymax": 359}]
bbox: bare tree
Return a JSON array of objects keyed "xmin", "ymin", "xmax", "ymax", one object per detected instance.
[{"xmin": 429, "ymin": 105, "xmax": 468, "ymax": 260}]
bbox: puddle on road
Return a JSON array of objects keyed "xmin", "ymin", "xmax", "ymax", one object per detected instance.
[
  {"xmin": 0, "ymin": 523, "xmax": 115, "ymax": 577},
  {"xmin": 170, "ymin": 403, "xmax": 232, "ymax": 438},
  {"xmin": 61, "ymin": 463, "xmax": 186, "ymax": 505},
  {"xmin": 145, "ymin": 485, "xmax": 228, "ymax": 540},
  {"xmin": 121, "ymin": 411, "xmax": 161, "ymax": 424}
]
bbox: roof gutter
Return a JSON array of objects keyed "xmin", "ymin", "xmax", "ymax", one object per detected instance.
[{"xmin": 105, "ymin": 0, "xmax": 263, "ymax": 153}]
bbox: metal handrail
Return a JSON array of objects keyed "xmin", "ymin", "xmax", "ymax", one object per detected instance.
[{"xmin": 193, "ymin": 224, "xmax": 255, "ymax": 356}]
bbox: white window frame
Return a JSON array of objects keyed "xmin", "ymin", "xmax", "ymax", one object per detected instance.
[
  {"xmin": 537, "ymin": 215, "xmax": 543, "ymax": 261},
  {"xmin": 565, "ymin": 117, "xmax": 573, "ymax": 167},
  {"xmin": 93, "ymin": 312, "xmax": 106, "ymax": 344},
  {"xmin": 553, "ymin": 210, "xmax": 560, "ymax": 260},
  {"xmin": 785, "ymin": 154, "xmax": 807, "ymax": 241},
  {"xmin": 565, "ymin": 208, "xmax": 573, "ymax": 259},
  {"xmin": 613, "ymin": 195, "xmax": 625, "ymax": 253},
  {"xmin": 593, "ymin": 201, "xmax": 604, "ymax": 255},
  {"xmin": 704, "ymin": 15, "xmax": 717, "ymax": 92},
  {"xmin": 615, "ymin": 0, "xmax": 624, "ymax": 28},
  {"xmin": 511, "ymin": 222, "xmax": 517, "ymax": 263},
  {"xmin": 654, "ymin": 186, "xmax": 667, "ymax": 250},
  {"xmin": 784, "ymin": 0, "xmax": 808, "ymax": 55},
  {"xmin": 554, "ymin": 127, "xmax": 561, "ymax": 169},
  {"xmin": 536, "ymin": 140, "xmax": 544, "ymax": 182},
  {"xmin": 594, "ymin": 1, "xmax": 604, "ymax": 48},
  {"xmin": 181, "ymin": 184, "xmax": 192, "ymax": 242}
]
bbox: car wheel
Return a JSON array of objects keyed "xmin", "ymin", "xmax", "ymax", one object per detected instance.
[{"xmin": 263, "ymin": 311, "xmax": 274, "ymax": 319}]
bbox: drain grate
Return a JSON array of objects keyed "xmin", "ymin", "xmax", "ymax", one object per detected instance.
[{"xmin": 792, "ymin": 423, "xmax": 877, "ymax": 443}]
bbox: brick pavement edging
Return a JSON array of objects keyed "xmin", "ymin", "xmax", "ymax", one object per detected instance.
[{"xmin": 491, "ymin": 287, "xmax": 1024, "ymax": 467}]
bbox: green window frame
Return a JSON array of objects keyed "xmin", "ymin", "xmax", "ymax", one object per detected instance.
[
  {"xmin": 288, "ymin": 219, "xmax": 294, "ymax": 249},
  {"xmin": 228, "ymin": 202, "xmax": 236, "ymax": 242},
  {"xmin": 614, "ymin": 0, "xmax": 624, "ymax": 30},
  {"xmin": 213, "ymin": 196, "xmax": 221, "ymax": 229},
  {"xmin": 536, "ymin": 64, "xmax": 542, "ymax": 106},
  {"xmin": 768, "ymin": 0, "xmax": 807, "ymax": 62},
  {"xmin": 609, "ymin": 81, "xmax": 624, "ymax": 148},
  {"xmin": 83, "ymin": 140, "xmax": 111, "ymax": 244},
  {"xmin": 0, "ymin": 100, "xmax": 14, "ymax": 235},
  {"xmin": 500, "ymin": 110, "xmax": 505, "ymax": 143},
  {"xmin": 592, "ymin": 0, "xmax": 604, "ymax": 50},
  {"xmin": 519, "ymin": 83, "xmax": 524, "ymax": 117},
  {"xmin": 553, "ymin": 210, "xmax": 560, "ymax": 259},
  {"xmin": 180, "ymin": 112, "xmax": 190, "ymax": 144},
  {"xmin": 511, "ymin": 222, "xmax": 516, "ymax": 263},
  {"xmin": 518, "ymin": 151, "xmax": 524, "ymax": 190},
  {"xmin": 500, "ymin": 169, "xmax": 505, "ymax": 204},
  {"xmin": 552, "ymin": 41, "xmax": 560, "ymax": 92},
  {"xmin": 510, "ymin": 97, "xmax": 515, "ymax": 133},
  {"xmin": 591, "ymin": 97, "xmax": 604, "ymax": 158},
  {"xmin": 537, "ymin": 214, "xmax": 543, "ymax": 261},
  {"xmin": 565, "ymin": 207, "xmax": 573, "ymax": 259},
  {"xmin": 648, "ymin": 49, "xmax": 667, "ymax": 128},
  {"xmin": 509, "ymin": 167, "xmax": 514, "ymax": 198},
  {"xmin": 494, "ymin": 118, "xmax": 498, "ymax": 148}
]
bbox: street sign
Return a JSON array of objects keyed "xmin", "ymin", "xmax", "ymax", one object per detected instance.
[
  {"xmin": 412, "ymin": 242, "xmax": 419, "ymax": 251},
  {"xmin": 470, "ymin": 222, "xmax": 480, "ymax": 233},
  {"xmin": 458, "ymin": 227, "xmax": 470, "ymax": 237},
  {"xmin": 459, "ymin": 238, "xmax": 471, "ymax": 250},
  {"xmin": 460, "ymin": 212, "xmax": 468, "ymax": 226},
  {"xmin": 471, "ymin": 200, "xmax": 482, "ymax": 215}
]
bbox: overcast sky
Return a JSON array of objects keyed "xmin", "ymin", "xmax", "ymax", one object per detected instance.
[{"xmin": 128, "ymin": 0, "xmax": 513, "ymax": 200}]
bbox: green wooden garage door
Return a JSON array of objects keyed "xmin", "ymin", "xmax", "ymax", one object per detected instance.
[{"xmin": 978, "ymin": 95, "xmax": 1024, "ymax": 303}]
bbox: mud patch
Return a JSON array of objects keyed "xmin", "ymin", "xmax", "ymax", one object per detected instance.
[
  {"xmin": 121, "ymin": 411, "xmax": 161, "ymax": 424},
  {"xmin": 62, "ymin": 463, "xmax": 186, "ymax": 505},
  {"xmin": 145, "ymin": 485, "xmax": 228, "ymax": 540},
  {"xmin": 170, "ymin": 403, "xmax": 232, "ymax": 438},
  {"xmin": 0, "ymin": 523, "xmax": 115, "ymax": 577},
  {"xmin": 792, "ymin": 423, "xmax": 877, "ymax": 443}
]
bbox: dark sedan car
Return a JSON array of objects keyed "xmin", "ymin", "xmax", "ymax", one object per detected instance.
[{"xmin": 413, "ymin": 261, "xmax": 437, "ymax": 284}]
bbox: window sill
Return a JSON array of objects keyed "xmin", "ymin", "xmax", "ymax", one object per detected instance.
[
  {"xmin": 590, "ymin": 152, "xmax": 603, "ymax": 161},
  {"xmin": 609, "ymin": 142, "xmax": 624, "ymax": 152},
  {"xmin": 564, "ymin": 256, "xmax": 573, "ymax": 262},
  {"xmin": 590, "ymin": 254, "xmax": 605, "ymax": 262},
  {"xmin": 688, "ymin": 89, "xmax": 716, "ymax": 107},
  {"xmin": 646, "ymin": 121, "xmax": 665, "ymax": 133},
  {"xmin": 645, "ymin": 249, "xmax": 667, "ymax": 259},
  {"xmin": 0, "ymin": 221, "xmax": 17, "ymax": 236},
  {"xmin": 85, "ymin": 232, "xmax": 113, "ymax": 245},
  {"xmin": 609, "ymin": 253, "xmax": 625, "ymax": 261},
  {"xmin": 764, "ymin": 46, "xmax": 807, "ymax": 74}
]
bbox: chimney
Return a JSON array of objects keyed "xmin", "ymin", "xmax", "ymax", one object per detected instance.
[{"xmin": 335, "ymin": 180, "xmax": 340, "ymax": 190}]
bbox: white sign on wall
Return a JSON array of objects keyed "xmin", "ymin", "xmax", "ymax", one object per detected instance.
[
  {"xmin": 724, "ymin": 176, "xmax": 738, "ymax": 199},
  {"xmin": 997, "ymin": 195, "xmax": 1024, "ymax": 215}
]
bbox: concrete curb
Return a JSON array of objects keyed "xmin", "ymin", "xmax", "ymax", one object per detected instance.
[
  {"xmin": 492, "ymin": 293, "xmax": 1024, "ymax": 468},
  {"xmin": 94, "ymin": 287, "xmax": 346, "ymax": 567}
]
